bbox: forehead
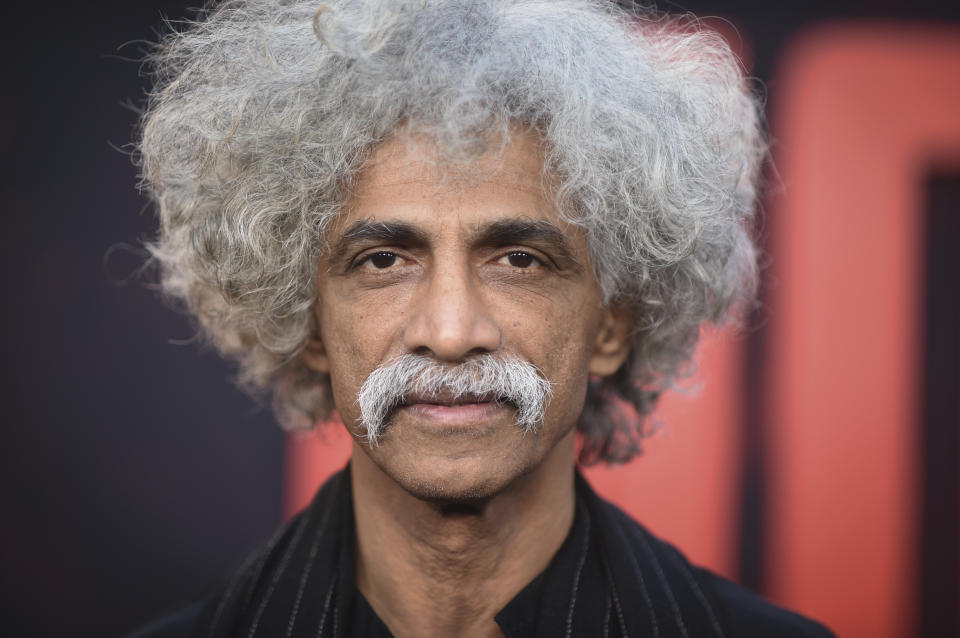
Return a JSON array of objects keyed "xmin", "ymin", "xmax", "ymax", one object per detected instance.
[{"xmin": 332, "ymin": 130, "xmax": 571, "ymax": 237}]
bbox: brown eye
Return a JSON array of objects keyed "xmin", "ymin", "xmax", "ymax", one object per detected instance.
[
  {"xmin": 506, "ymin": 251, "xmax": 535, "ymax": 268},
  {"xmin": 367, "ymin": 252, "xmax": 397, "ymax": 269}
]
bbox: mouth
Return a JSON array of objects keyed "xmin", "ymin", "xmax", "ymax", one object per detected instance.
[{"xmin": 398, "ymin": 392, "xmax": 512, "ymax": 425}]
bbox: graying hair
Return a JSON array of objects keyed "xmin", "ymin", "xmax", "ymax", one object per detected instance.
[
  {"xmin": 137, "ymin": 0, "xmax": 765, "ymax": 464},
  {"xmin": 357, "ymin": 354, "xmax": 552, "ymax": 445}
]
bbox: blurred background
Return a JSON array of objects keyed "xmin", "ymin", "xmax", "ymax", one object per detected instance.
[{"xmin": 1, "ymin": 1, "xmax": 958, "ymax": 636}]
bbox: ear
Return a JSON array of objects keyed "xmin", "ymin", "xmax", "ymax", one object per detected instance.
[
  {"xmin": 301, "ymin": 334, "xmax": 330, "ymax": 374},
  {"xmin": 588, "ymin": 303, "xmax": 632, "ymax": 377}
]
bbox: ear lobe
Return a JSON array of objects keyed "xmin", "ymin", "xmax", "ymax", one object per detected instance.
[
  {"xmin": 301, "ymin": 335, "xmax": 330, "ymax": 373},
  {"xmin": 588, "ymin": 304, "xmax": 632, "ymax": 377}
]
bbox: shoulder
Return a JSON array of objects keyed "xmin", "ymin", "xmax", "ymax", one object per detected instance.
[
  {"xmin": 699, "ymin": 569, "xmax": 837, "ymax": 638},
  {"xmin": 577, "ymin": 476, "xmax": 836, "ymax": 638},
  {"xmin": 126, "ymin": 601, "xmax": 205, "ymax": 638},
  {"xmin": 126, "ymin": 469, "xmax": 349, "ymax": 638},
  {"xmin": 639, "ymin": 528, "xmax": 836, "ymax": 638}
]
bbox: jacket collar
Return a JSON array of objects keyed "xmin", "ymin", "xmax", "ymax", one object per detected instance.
[{"xmin": 196, "ymin": 466, "xmax": 727, "ymax": 638}]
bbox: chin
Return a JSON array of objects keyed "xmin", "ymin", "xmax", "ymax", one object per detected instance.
[
  {"xmin": 364, "ymin": 424, "xmax": 541, "ymax": 505},
  {"xmin": 397, "ymin": 459, "xmax": 523, "ymax": 505}
]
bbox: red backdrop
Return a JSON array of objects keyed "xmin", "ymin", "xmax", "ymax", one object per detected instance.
[{"xmin": 285, "ymin": 23, "xmax": 960, "ymax": 638}]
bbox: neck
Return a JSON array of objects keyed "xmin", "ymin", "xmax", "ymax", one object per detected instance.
[{"xmin": 350, "ymin": 431, "xmax": 576, "ymax": 638}]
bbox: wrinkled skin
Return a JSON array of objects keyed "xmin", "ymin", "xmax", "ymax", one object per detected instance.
[
  {"xmin": 305, "ymin": 130, "xmax": 631, "ymax": 503},
  {"xmin": 302, "ymin": 130, "xmax": 632, "ymax": 638}
]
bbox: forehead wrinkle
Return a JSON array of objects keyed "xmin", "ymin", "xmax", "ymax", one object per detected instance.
[{"xmin": 357, "ymin": 134, "xmax": 547, "ymax": 196}]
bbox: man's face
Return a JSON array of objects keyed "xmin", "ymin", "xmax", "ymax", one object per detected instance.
[{"xmin": 306, "ymin": 131, "xmax": 629, "ymax": 501}]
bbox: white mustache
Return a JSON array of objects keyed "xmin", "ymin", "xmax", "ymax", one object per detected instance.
[{"xmin": 356, "ymin": 354, "xmax": 553, "ymax": 445}]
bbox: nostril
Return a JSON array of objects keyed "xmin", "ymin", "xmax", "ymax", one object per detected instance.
[
  {"xmin": 465, "ymin": 346, "xmax": 494, "ymax": 358},
  {"xmin": 410, "ymin": 345, "xmax": 433, "ymax": 358}
]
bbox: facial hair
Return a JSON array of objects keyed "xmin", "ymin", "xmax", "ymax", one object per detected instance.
[{"xmin": 355, "ymin": 353, "xmax": 553, "ymax": 444}]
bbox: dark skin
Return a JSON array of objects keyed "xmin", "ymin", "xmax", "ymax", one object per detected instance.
[{"xmin": 302, "ymin": 132, "xmax": 631, "ymax": 638}]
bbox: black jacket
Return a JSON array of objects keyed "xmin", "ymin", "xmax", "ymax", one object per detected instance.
[{"xmin": 133, "ymin": 468, "xmax": 835, "ymax": 638}]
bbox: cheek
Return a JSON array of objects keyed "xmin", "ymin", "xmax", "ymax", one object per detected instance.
[
  {"xmin": 319, "ymin": 305, "xmax": 365, "ymax": 371},
  {"xmin": 509, "ymin": 292, "xmax": 604, "ymax": 418},
  {"xmin": 318, "ymin": 313, "xmax": 364, "ymax": 423},
  {"xmin": 316, "ymin": 286, "xmax": 410, "ymax": 418}
]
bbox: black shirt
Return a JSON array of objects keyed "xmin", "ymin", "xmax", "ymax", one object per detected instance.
[
  {"xmin": 132, "ymin": 468, "xmax": 835, "ymax": 638},
  {"xmin": 343, "ymin": 490, "xmax": 608, "ymax": 637}
]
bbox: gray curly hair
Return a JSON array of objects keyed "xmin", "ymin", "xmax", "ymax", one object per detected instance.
[{"xmin": 137, "ymin": 0, "xmax": 764, "ymax": 464}]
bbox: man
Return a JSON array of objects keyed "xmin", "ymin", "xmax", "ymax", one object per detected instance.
[{"xmin": 134, "ymin": 0, "xmax": 834, "ymax": 636}]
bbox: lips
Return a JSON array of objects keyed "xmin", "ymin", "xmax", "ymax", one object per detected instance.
[
  {"xmin": 401, "ymin": 390, "xmax": 503, "ymax": 407},
  {"xmin": 398, "ymin": 392, "xmax": 511, "ymax": 425}
]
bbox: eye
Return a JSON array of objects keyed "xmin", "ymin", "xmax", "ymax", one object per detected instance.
[
  {"xmin": 360, "ymin": 251, "xmax": 398, "ymax": 269},
  {"xmin": 502, "ymin": 251, "xmax": 537, "ymax": 268}
]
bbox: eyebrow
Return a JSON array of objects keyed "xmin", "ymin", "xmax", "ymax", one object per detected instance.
[
  {"xmin": 472, "ymin": 219, "xmax": 582, "ymax": 271},
  {"xmin": 328, "ymin": 220, "xmax": 431, "ymax": 264},
  {"xmin": 328, "ymin": 217, "xmax": 583, "ymax": 271}
]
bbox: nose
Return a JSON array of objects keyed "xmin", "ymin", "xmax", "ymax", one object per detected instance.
[{"xmin": 402, "ymin": 260, "xmax": 502, "ymax": 361}]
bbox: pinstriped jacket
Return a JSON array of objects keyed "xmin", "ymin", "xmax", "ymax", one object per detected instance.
[{"xmin": 133, "ymin": 469, "xmax": 835, "ymax": 638}]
